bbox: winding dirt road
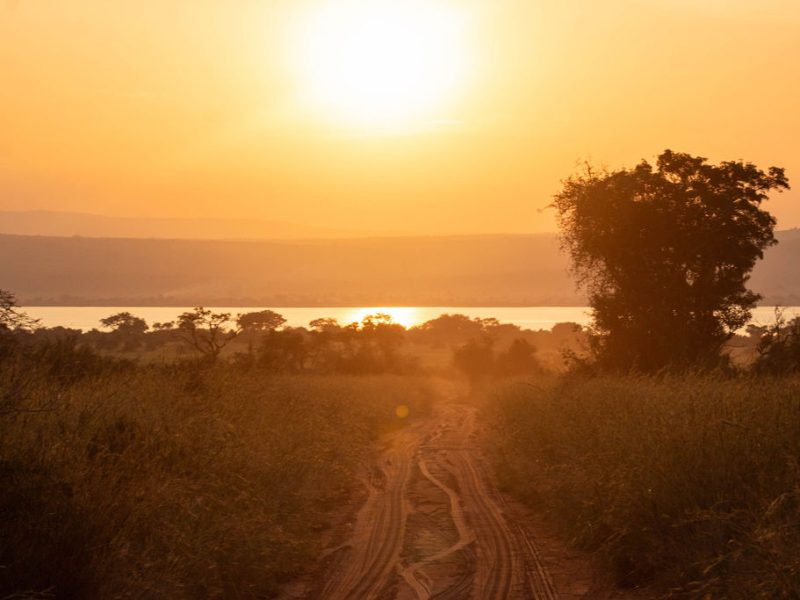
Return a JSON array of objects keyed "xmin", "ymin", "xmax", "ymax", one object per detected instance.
[{"xmin": 294, "ymin": 399, "xmax": 565, "ymax": 599}]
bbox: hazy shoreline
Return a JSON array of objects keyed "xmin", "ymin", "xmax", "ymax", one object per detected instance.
[{"xmin": 22, "ymin": 305, "xmax": 800, "ymax": 333}]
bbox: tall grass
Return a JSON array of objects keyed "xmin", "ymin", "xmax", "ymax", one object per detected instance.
[
  {"xmin": 0, "ymin": 363, "xmax": 433, "ymax": 598},
  {"xmin": 484, "ymin": 375, "xmax": 800, "ymax": 598}
]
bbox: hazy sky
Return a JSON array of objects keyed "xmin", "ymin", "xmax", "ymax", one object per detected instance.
[{"xmin": 2, "ymin": 0, "xmax": 799, "ymax": 234}]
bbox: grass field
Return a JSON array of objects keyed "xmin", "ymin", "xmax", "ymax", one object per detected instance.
[
  {"xmin": 483, "ymin": 375, "xmax": 800, "ymax": 598},
  {"xmin": 0, "ymin": 363, "xmax": 433, "ymax": 598}
]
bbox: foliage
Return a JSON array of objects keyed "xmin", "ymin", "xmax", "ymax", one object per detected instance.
[
  {"xmin": 28, "ymin": 333, "xmax": 133, "ymax": 385},
  {"xmin": 173, "ymin": 307, "xmax": 239, "ymax": 363},
  {"xmin": 0, "ymin": 290, "xmax": 39, "ymax": 361},
  {"xmin": 0, "ymin": 360, "xmax": 434, "ymax": 599},
  {"xmin": 0, "ymin": 290, "xmax": 39, "ymax": 333},
  {"xmin": 485, "ymin": 375, "xmax": 800, "ymax": 598},
  {"xmin": 235, "ymin": 310, "xmax": 289, "ymax": 359},
  {"xmin": 236, "ymin": 309, "xmax": 287, "ymax": 333},
  {"xmin": 0, "ymin": 289, "xmax": 586, "ymax": 375},
  {"xmin": 414, "ymin": 313, "xmax": 487, "ymax": 346},
  {"xmin": 99, "ymin": 311, "xmax": 149, "ymax": 350},
  {"xmin": 753, "ymin": 311, "xmax": 800, "ymax": 374},
  {"xmin": 302, "ymin": 314, "xmax": 416, "ymax": 374},
  {"xmin": 358, "ymin": 312, "xmax": 406, "ymax": 363},
  {"xmin": 453, "ymin": 337, "xmax": 543, "ymax": 385},
  {"xmin": 99, "ymin": 312, "xmax": 148, "ymax": 335},
  {"xmin": 452, "ymin": 337, "xmax": 495, "ymax": 385},
  {"xmin": 494, "ymin": 338, "xmax": 541, "ymax": 377},
  {"xmin": 412, "ymin": 313, "xmax": 515, "ymax": 348},
  {"xmin": 257, "ymin": 329, "xmax": 308, "ymax": 372},
  {"xmin": 553, "ymin": 150, "xmax": 789, "ymax": 372}
]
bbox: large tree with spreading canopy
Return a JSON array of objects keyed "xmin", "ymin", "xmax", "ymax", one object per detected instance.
[{"xmin": 553, "ymin": 150, "xmax": 789, "ymax": 372}]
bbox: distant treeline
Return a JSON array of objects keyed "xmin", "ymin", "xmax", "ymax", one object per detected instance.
[
  {"xmin": 0, "ymin": 337, "xmax": 436, "ymax": 598},
  {"xmin": 1, "ymin": 297, "xmax": 588, "ymax": 380},
  {"xmin": 2, "ymin": 289, "xmax": 797, "ymax": 386}
]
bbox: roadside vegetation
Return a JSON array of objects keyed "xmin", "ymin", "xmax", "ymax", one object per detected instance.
[
  {"xmin": 2, "ymin": 150, "xmax": 799, "ymax": 599},
  {"xmin": 0, "ymin": 290, "xmax": 569, "ymax": 598},
  {"xmin": 482, "ymin": 151, "xmax": 798, "ymax": 598},
  {"xmin": 484, "ymin": 375, "xmax": 800, "ymax": 598},
  {"xmin": 0, "ymin": 355, "xmax": 433, "ymax": 598}
]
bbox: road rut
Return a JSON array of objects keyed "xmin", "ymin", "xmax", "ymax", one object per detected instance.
[{"xmin": 305, "ymin": 400, "xmax": 560, "ymax": 600}]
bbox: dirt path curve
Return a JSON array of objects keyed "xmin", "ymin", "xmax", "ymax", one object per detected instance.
[{"xmin": 299, "ymin": 398, "xmax": 561, "ymax": 600}]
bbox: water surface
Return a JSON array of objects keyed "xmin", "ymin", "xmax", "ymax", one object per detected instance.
[{"xmin": 23, "ymin": 306, "xmax": 800, "ymax": 332}]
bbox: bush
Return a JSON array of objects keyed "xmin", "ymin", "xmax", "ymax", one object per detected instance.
[
  {"xmin": 0, "ymin": 364, "xmax": 433, "ymax": 598},
  {"xmin": 753, "ymin": 316, "xmax": 800, "ymax": 375},
  {"xmin": 484, "ymin": 375, "xmax": 800, "ymax": 597}
]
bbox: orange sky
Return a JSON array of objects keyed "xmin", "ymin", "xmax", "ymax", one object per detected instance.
[{"xmin": 2, "ymin": 0, "xmax": 799, "ymax": 234}]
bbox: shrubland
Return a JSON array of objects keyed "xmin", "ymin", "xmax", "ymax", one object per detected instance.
[
  {"xmin": 478, "ymin": 152, "xmax": 797, "ymax": 597},
  {"xmin": 484, "ymin": 374, "xmax": 800, "ymax": 598},
  {"xmin": 0, "ymin": 353, "xmax": 432, "ymax": 598},
  {"xmin": 5, "ymin": 287, "xmax": 800, "ymax": 598}
]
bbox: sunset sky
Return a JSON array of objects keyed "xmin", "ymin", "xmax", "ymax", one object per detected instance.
[{"xmin": 2, "ymin": 0, "xmax": 799, "ymax": 235}]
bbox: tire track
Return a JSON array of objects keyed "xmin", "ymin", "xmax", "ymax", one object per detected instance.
[
  {"xmin": 516, "ymin": 524, "xmax": 559, "ymax": 600},
  {"xmin": 320, "ymin": 425, "xmax": 426, "ymax": 600},
  {"xmin": 313, "ymin": 400, "xmax": 560, "ymax": 600},
  {"xmin": 426, "ymin": 404, "xmax": 517, "ymax": 599},
  {"xmin": 397, "ymin": 457, "xmax": 476, "ymax": 599},
  {"xmin": 445, "ymin": 449, "xmax": 516, "ymax": 599}
]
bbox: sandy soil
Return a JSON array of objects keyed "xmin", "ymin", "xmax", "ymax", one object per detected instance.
[{"xmin": 282, "ymin": 397, "xmax": 646, "ymax": 599}]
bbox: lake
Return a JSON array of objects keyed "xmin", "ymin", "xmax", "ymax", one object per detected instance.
[{"xmin": 22, "ymin": 306, "xmax": 800, "ymax": 332}]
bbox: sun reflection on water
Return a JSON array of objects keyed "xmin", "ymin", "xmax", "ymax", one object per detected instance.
[{"xmin": 343, "ymin": 307, "xmax": 420, "ymax": 328}]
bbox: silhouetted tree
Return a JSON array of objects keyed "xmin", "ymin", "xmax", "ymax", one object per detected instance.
[
  {"xmin": 412, "ymin": 314, "xmax": 489, "ymax": 347},
  {"xmin": 0, "ymin": 290, "xmax": 39, "ymax": 360},
  {"xmin": 0, "ymin": 290, "xmax": 39, "ymax": 333},
  {"xmin": 99, "ymin": 312, "xmax": 148, "ymax": 350},
  {"xmin": 453, "ymin": 337, "xmax": 494, "ymax": 385},
  {"xmin": 258, "ymin": 329, "xmax": 308, "ymax": 372},
  {"xmin": 237, "ymin": 309, "xmax": 286, "ymax": 355},
  {"xmin": 494, "ymin": 338, "xmax": 541, "ymax": 377},
  {"xmin": 309, "ymin": 318, "xmax": 339, "ymax": 332},
  {"xmin": 306, "ymin": 319, "xmax": 344, "ymax": 370},
  {"xmin": 360, "ymin": 313, "xmax": 405, "ymax": 365},
  {"xmin": 753, "ymin": 311, "xmax": 800, "ymax": 375},
  {"xmin": 171, "ymin": 307, "xmax": 238, "ymax": 363},
  {"xmin": 553, "ymin": 150, "xmax": 789, "ymax": 372},
  {"xmin": 236, "ymin": 310, "xmax": 286, "ymax": 333}
]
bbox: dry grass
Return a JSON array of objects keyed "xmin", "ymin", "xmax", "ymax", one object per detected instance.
[
  {"xmin": 0, "ymin": 364, "xmax": 433, "ymax": 598},
  {"xmin": 484, "ymin": 374, "xmax": 800, "ymax": 598}
]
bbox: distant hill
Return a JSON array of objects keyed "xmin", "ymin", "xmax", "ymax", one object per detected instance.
[
  {"xmin": 0, "ymin": 231, "xmax": 798, "ymax": 307},
  {"xmin": 750, "ymin": 228, "xmax": 800, "ymax": 305},
  {"xmin": 0, "ymin": 233, "xmax": 576, "ymax": 306},
  {"xmin": 0, "ymin": 210, "xmax": 363, "ymax": 240}
]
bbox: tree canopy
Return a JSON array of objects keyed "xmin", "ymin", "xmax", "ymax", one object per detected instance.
[
  {"xmin": 553, "ymin": 150, "xmax": 789, "ymax": 372},
  {"xmin": 174, "ymin": 307, "xmax": 238, "ymax": 363},
  {"xmin": 0, "ymin": 290, "xmax": 39, "ymax": 333},
  {"xmin": 236, "ymin": 310, "xmax": 287, "ymax": 333},
  {"xmin": 100, "ymin": 312, "xmax": 148, "ymax": 335}
]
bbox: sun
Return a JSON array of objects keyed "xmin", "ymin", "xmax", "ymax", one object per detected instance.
[{"xmin": 295, "ymin": 0, "xmax": 468, "ymax": 130}]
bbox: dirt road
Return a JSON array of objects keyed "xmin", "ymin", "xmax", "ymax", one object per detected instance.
[{"xmin": 287, "ymin": 399, "xmax": 580, "ymax": 600}]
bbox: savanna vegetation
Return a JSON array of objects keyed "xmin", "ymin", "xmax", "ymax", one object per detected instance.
[
  {"xmin": 2, "ymin": 149, "xmax": 798, "ymax": 597},
  {"xmin": 553, "ymin": 150, "xmax": 789, "ymax": 372},
  {"xmin": 485, "ymin": 376, "xmax": 800, "ymax": 598},
  {"xmin": 0, "ymin": 288, "xmax": 582, "ymax": 598},
  {"xmin": 0, "ymin": 342, "xmax": 434, "ymax": 598},
  {"xmin": 482, "ymin": 151, "xmax": 799, "ymax": 598}
]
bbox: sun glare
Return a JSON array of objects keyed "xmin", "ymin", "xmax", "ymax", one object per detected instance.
[
  {"xmin": 345, "ymin": 307, "xmax": 419, "ymax": 329},
  {"xmin": 295, "ymin": 0, "xmax": 468, "ymax": 130}
]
